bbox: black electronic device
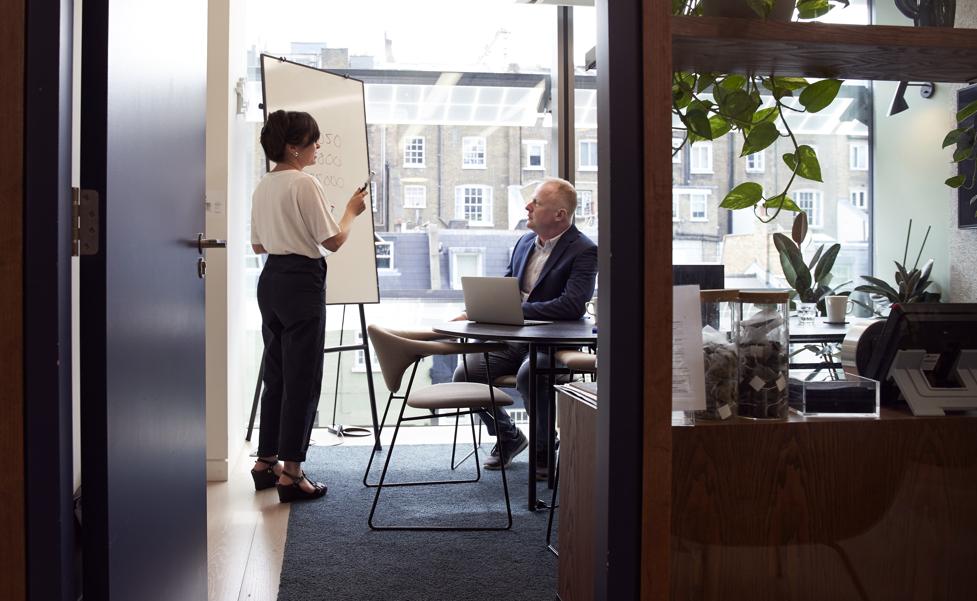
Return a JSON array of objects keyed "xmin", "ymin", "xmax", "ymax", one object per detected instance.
[{"xmin": 861, "ymin": 303, "xmax": 977, "ymax": 404}]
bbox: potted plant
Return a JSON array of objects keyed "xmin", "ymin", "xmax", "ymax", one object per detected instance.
[
  {"xmin": 854, "ymin": 220, "xmax": 941, "ymax": 315},
  {"xmin": 773, "ymin": 212, "xmax": 850, "ymax": 314},
  {"xmin": 672, "ymin": 0, "xmax": 850, "ymax": 222}
]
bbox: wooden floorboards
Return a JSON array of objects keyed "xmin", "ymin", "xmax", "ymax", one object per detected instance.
[
  {"xmin": 207, "ymin": 440, "xmax": 289, "ymax": 601},
  {"xmin": 207, "ymin": 425, "xmax": 475, "ymax": 601}
]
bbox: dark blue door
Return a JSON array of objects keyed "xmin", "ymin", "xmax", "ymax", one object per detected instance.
[{"xmin": 79, "ymin": 0, "xmax": 207, "ymax": 599}]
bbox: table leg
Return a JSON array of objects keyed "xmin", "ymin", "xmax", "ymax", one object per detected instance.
[
  {"xmin": 528, "ymin": 345, "xmax": 538, "ymax": 511},
  {"xmin": 547, "ymin": 345, "xmax": 557, "ymax": 490}
]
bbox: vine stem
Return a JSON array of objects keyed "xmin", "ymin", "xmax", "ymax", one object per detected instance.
[{"xmin": 754, "ymin": 75, "xmax": 802, "ymax": 224}]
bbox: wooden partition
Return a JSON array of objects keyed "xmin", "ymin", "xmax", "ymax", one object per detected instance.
[
  {"xmin": 639, "ymin": 4, "xmax": 977, "ymax": 600},
  {"xmin": 0, "ymin": 1, "xmax": 26, "ymax": 599}
]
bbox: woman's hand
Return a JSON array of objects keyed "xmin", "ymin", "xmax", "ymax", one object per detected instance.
[{"xmin": 346, "ymin": 188, "xmax": 368, "ymax": 217}]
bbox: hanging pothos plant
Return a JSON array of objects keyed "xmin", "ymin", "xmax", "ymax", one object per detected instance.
[
  {"xmin": 672, "ymin": 0, "xmax": 849, "ymax": 223},
  {"xmin": 943, "ymin": 96, "xmax": 977, "ymax": 214}
]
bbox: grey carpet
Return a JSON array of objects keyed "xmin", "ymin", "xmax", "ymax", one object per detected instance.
[{"xmin": 277, "ymin": 443, "xmax": 558, "ymax": 601}]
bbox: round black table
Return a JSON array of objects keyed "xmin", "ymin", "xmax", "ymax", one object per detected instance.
[{"xmin": 433, "ymin": 320, "xmax": 597, "ymax": 511}]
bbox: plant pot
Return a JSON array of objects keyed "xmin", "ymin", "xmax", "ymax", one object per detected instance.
[{"xmin": 700, "ymin": 0, "xmax": 795, "ymax": 21}]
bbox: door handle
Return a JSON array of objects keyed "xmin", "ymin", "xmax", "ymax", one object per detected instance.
[{"xmin": 197, "ymin": 233, "xmax": 227, "ymax": 254}]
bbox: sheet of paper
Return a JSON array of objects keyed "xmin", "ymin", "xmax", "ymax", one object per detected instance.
[{"xmin": 672, "ymin": 285, "xmax": 706, "ymax": 411}]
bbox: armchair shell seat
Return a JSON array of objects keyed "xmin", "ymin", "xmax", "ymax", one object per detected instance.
[
  {"xmin": 554, "ymin": 349, "xmax": 597, "ymax": 373},
  {"xmin": 407, "ymin": 382, "xmax": 514, "ymax": 410}
]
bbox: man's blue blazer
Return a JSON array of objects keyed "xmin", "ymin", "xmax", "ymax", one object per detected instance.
[{"xmin": 505, "ymin": 224, "xmax": 597, "ymax": 321}]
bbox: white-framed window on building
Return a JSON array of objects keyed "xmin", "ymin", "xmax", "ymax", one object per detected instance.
[
  {"xmin": 370, "ymin": 181, "xmax": 378, "ymax": 212},
  {"xmin": 449, "ymin": 247, "xmax": 485, "ymax": 290},
  {"xmin": 849, "ymin": 140, "xmax": 868, "ymax": 171},
  {"xmin": 579, "ymin": 139, "xmax": 598, "ymax": 171},
  {"xmin": 850, "ymin": 187, "xmax": 868, "ymax": 210},
  {"xmin": 403, "ymin": 184, "xmax": 427, "ymax": 209},
  {"xmin": 462, "ymin": 136, "xmax": 486, "ymax": 169},
  {"xmin": 524, "ymin": 140, "xmax": 545, "ymax": 170},
  {"xmin": 454, "ymin": 185, "xmax": 493, "ymax": 226},
  {"xmin": 746, "ymin": 150, "xmax": 765, "ymax": 172},
  {"xmin": 352, "ymin": 331, "xmax": 381, "ymax": 373},
  {"xmin": 690, "ymin": 142, "xmax": 713, "ymax": 174},
  {"xmin": 375, "ymin": 240, "xmax": 393, "ymax": 270},
  {"xmin": 404, "ymin": 136, "xmax": 425, "ymax": 167},
  {"xmin": 575, "ymin": 189, "xmax": 595, "ymax": 220},
  {"xmin": 793, "ymin": 190, "xmax": 823, "ymax": 228},
  {"xmin": 674, "ymin": 188, "xmax": 710, "ymax": 221},
  {"xmin": 672, "ymin": 138, "xmax": 683, "ymax": 164}
]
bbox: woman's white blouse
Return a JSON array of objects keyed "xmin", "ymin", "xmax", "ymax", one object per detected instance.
[{"xmin": 250, "ymin": 170, "xmax": 341, "ymax": 259}]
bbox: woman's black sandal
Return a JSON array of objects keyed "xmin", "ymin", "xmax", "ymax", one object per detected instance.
[
  {"xmin": 277, "ymin": 470, "xmax": 327, "ymax": 503},
  {"xmin": 250, "ymin": 457, "xmax": 280, "ymax": 491}
]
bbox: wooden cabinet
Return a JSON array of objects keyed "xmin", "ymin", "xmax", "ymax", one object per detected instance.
[
  {"xmin": 640, "ymin": 7, "xmax": 977, "ymax": 600},
  {"xmin": 557, "ymin": 388, "xmax": 598, "ymax": 601}
]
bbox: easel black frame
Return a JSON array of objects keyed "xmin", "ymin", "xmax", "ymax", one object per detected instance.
[{"xmin": 246, "ymin": 303, "xmax": 381, "ymax": 452}]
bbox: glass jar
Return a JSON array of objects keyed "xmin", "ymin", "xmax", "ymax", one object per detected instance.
[
  {"xmin": 696, "ymin": 289, "xmax": 740, "ymax": 421},
  {"xmin": 736, "ymin": 290, "xmax": 790, "ymax": 419}
]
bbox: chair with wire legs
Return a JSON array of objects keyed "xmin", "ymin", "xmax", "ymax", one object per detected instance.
[
  {"xmin": 450, "ymin": 373, "xmax": 517, "ymax": 470},
  {"xmin": 545, "ymin": 347, "xmax": 597, "ymax": 554},
  {"xmin": 365, "ymin": 325, "xmax": 515, "ymax": 531}
]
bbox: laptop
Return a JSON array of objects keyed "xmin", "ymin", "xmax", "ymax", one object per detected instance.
[{"xmin": 461, "ymin": 276, "xmax": 552, "ymax": 326}]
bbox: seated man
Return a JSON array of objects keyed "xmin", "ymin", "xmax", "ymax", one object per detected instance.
[{"xmin": 452, "ymin": 177, "xmax": 597, "ymax": 478}]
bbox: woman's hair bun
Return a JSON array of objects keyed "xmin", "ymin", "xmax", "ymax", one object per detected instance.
[{"xmin": 260, "ymin": 110, "xmax": 320, "ymax": 163}]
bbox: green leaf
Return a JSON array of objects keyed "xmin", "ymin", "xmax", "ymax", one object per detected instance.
[
  {"xmin": 957, "ymin": 99, "xmax": 977, "ymax": 123},
  {"xmin": 764, "ymin": 194, "xmax": 800, "ymax": 212},
  {"xmin": 791, "ymin": 211, "xmax": 808, "ymax": 245},
  {"xmin": 943, "ymin": 128, "xmax": 963, "ymax": 149},
  {"xmin": 814, "ymin": 243, "xmax": 841, "ymax": 286},
  {"xmin": 720, "ymin": 182, "xmax": 763, "ymax": 209},
  {"xmin": 797, "ymin": 0, "xmax": 832, "ymax": 19},
  {"xmin": 745, "ymin": 0, "xmax": 776, "ymax": 17},
  {"xmin": 741, "ymin": 122, "xmax": 779, "ymax": 157},
  {"xmin": 686, "ymin": 109, "xmax": 713, "ymax": 140},
  {"xmin": 696, "ymin": 73, "xmax": 718, "ymax": 94},
  {"xmin": 779, "ymin": 247, "xmax": 798, "ymax": 288},
  {"xmin": 720, "ymin": 90, "xmax": 760, "ymax": 125},
  {"xmin": 719, "ymin": 75, "xmax": 747, "ymax": 92},
  {"xmin": 774, "ymin": 233, "xmax": 812, "ymax": 294},
  {"xmin": 799, "ymin": 79, "xmax": 843, "ymax": 113},
  {"xmin": 783, "ymin": 145, "xmax": 823, "ymax": 182},
  {"xmin": 808, "ymin": 244, "xmax": 825, "ymax": 271},
  {"xmin": 752, "ymin": 107, "xmax": 779, "ymax": 125},
  {"xmin": 953, "ymin": 146, "xmax": 974, "ymax": 163},
  {"xmin": 857, "ymin": 276, "xmax": 900, "ymax": 300},
  {"xmin": 946, "ymin": 174, "xmax": 967, "ymax": 188},
  {"xmin": 709, "ymin": 115, "xmax": 732, "ymax": 139}
]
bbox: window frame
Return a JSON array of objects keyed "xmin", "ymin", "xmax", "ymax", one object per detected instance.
[
  {"xmin": 575, "ymin": 188, "xmax": 595, "ymax": 220},
  {"xmin": 672, "ymin": 138, "xmax": 682, "ymax": 164},
  {"xmin": 374, "ymin": 240, "xmax": 394, "ymax": 271},
  {"xmin": 689, "ymin": 142, "xmax": 713, "ymax": 174},
  {"xmin": 352, "ymin": 331, "xmax": 381, "ymax": 373},
  {"xmin": 454, "ymin": 185, "xmax": 494, "ymax": 227},
  {"xmin": 403, "ymin": 136, "xmax": 426, "ymax": 168},
  {"xmin": 849, "ymin": 140, "xmax": 869, "ymax": 171},
  {"xmin": 745, "ymin": 150, "xmax": 765, "ymax": 173},
  {"xmin": 403, "ymin": 184, "xmax": 427, "ymax": 209},
  {"xmin": 578, "ymin": 139, "xmax": 598, "ymax": 171},
  {"xmin": 462, "ymin": 136, "xmax": 487, "ymax": 169},
  {"xmin": 850, "ymin": 187, "xmax": 867, "ymax": 210},
  {"xmin": 793, "ymin": 189, "xmax": 824, "ymax": 228},
  {"xmin": 524, "ymin": 140, "xmax": 546, "ymax": 170}
]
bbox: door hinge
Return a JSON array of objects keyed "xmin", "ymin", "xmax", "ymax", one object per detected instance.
[{"xmin": 72, "ymin": 188, "xmax": 100, "ymax": 256}]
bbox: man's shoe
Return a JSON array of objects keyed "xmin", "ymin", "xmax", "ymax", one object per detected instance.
[{"xmin": 483, "ymin": 430, "xmax": 529, "ymax": 470}]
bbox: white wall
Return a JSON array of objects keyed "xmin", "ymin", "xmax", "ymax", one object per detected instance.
[
  {"xmin": 205, "ymin": 0, "xmax": 250, "ymax": 481},
  {"xmin": 872, "ymin": 2, "xmax": 958, "ymax": 297}
]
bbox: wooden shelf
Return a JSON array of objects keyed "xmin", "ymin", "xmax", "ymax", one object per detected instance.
[{"xmin": 672, "ymin": 16, "xmax": 977, "ymax": 82}]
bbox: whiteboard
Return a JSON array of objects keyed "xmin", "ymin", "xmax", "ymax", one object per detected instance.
[{"xmin": 261, "ymin": 55, "xmax": 379, "ymax": 305}]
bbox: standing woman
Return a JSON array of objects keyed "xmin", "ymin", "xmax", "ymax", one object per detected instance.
[{"xmin": 249, "ymin": 110, "xmax": 367, "ymax": 502}]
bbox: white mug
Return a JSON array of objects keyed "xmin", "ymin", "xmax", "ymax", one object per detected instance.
[
  {"xmin": 825, "ymin": 295, "xmax": 854, "ymax": 323},
  {"xmin": 586, "ymin": 298, "xmax": 598, "ymax": 325}
]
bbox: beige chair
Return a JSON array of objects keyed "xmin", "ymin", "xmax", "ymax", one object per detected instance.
[
  {"xmin": 554, "ymin": 349, "xmax": 597, "ymax": 377},
  {"xmin": 366, "ymin": 325, "xmax": 515, "ymax": 531}
]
